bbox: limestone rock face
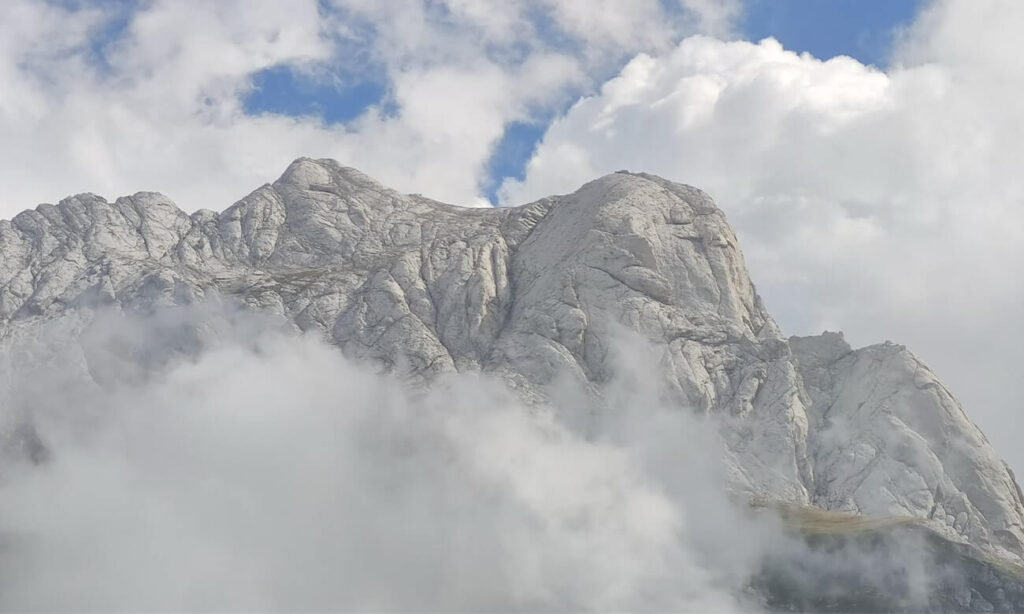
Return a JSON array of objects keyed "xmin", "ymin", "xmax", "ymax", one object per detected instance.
[
  {"xmin": 791, "ymin": 332, "xmax": 1024, "ymax": 559},
  {"xmin": 0, "ymin": 157, "xmax": 1021, "ymax": 563}
]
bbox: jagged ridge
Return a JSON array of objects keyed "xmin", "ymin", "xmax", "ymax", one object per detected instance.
[{"xmin": 1, "ymin": 157, "xmax": 1021, "ymax": 567}]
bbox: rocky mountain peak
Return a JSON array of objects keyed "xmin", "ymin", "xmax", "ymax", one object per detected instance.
[{"xmin": 1, "ymin": 158, "xmax": 1022, "ymax": 571}]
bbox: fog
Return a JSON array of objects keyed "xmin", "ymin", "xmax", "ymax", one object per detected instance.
[{"xmin": 0, "ymin": 304, "xmax": 951, "ymax": 611}]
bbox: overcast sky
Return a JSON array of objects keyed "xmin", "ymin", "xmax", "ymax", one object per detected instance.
[{"xmin": 2, "ymin": 0, "xmax": 1022, "ymax": 474}]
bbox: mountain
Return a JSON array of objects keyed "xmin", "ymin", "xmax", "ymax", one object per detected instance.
[{"xmin": 1, "ymin": 157, "xmax": 1022, "ymax": 609}]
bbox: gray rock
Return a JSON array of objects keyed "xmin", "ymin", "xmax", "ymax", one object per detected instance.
[
  {"xmin": 791, "ymin": 332, "xmax": 1024, "ymax": 562},
  {"xmin": 0, "ymin": 157, "xmax": 1021, "ymax": 565}
]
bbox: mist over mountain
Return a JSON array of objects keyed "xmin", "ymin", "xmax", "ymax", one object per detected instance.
[{"xmin": 1, "ymin": 158, "xmax": 1022, "ymax": 611}]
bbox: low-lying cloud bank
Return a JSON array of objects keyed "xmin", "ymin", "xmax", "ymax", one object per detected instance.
[
  {"xmin": 0, "ymin": 304, "xmax": 770, "ymax": 610},
  {"xmin": 0, "ymin": 303, "xmax": 956, "ymax": 610}
]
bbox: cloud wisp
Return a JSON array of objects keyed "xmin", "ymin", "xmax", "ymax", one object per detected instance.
[
  {"xmin": 0, "ymin": 303, "xmax": 771, "ymax": 611},
  {"xmin": 0, "ymin": 302, "xmax": 981, "ymax": 610}
]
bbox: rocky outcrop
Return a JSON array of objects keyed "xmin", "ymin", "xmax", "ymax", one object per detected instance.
[
  {"xmin": 0, "ymin": 157, "xmax": 1021, "ymax": 566},
  {"xmin": 792, "ymin": 332, "xmax": 1024, "ymax": 561}
]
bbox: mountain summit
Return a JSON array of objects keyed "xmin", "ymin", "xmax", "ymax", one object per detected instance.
[{"xmin": 2, "ymin": 158, "xmax": 1023, "ymax": 608}]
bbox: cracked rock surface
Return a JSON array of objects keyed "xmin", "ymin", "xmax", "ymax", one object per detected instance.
[{"xmin": 1, "ymin": 157, "xmax": 1021, "ymax": 564}]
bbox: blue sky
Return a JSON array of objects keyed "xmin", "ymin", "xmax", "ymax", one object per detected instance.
[
  {"xmin": 742, "ymin": 0, "xmax": 923, "ymax": 68},
  {"xmin": 242, "ymin": 0, "xmax": 924, "ymax": 203}
]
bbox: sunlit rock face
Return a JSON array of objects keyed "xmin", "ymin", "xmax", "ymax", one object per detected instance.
[
  {"xmin": 0, "ymin": 157, "xmax": 1021, "ymax": 564},
  {"xmin": 791, "ymin": 332, "xmax": 1024, "ymax": 560}
]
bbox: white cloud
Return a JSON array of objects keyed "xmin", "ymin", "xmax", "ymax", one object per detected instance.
[
  {"xmin": 0, "ymin": 0, "xmax": 729, "ymax": 214},
  {"xmin": 0, "ymin": 0, "xmax": 335, "ymax": 211},
  {"xmin": 501, "ymin": 0, "xmax": 1024, "ymax": 474},
  {"xmin": 0, "ymin": 305, "xmax": 774, "ymax": 610},
  {"xmin": 677, "ymin": 0, "xmax": 743, "ymax": 38}
]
